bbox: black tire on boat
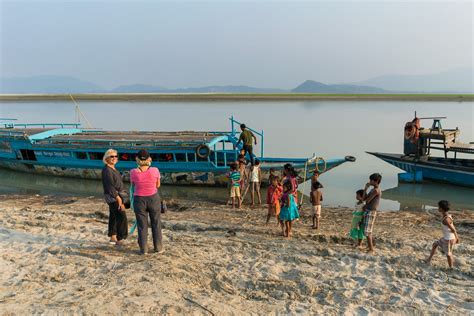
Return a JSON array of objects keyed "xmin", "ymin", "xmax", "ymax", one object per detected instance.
[
  {"xmin": 345, "ymin": 155, "xmax": 356, "ymax": 162},
  {"xmin": 196, "ymin": 144, "xmax": 211, "ymax": 159}
]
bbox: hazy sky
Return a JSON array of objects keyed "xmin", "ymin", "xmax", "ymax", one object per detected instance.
[{"xmin": 0, "ymin": 0, "xmax": 472, "ymax": 89}]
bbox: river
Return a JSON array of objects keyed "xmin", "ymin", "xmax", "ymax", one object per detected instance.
[{"xmin": 1, "ymin": 100, "xmax": 472, "ymax": 211}]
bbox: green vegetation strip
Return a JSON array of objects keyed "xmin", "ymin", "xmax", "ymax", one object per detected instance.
[{"xmin": 0, "ymin": 93, "xmax": 473, "ymax": 102}]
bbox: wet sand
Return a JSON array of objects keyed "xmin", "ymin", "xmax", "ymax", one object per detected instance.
[{"xmin": 0, "ymin": 194, "xmax": 473, "ymax": 314}]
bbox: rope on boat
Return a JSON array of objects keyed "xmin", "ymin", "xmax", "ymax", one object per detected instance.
[
  {"xmin": 299, "ymin": 155, "xmax": 326, "ymax": 208},
  {"xmin": 129, "ymin": 184, "xmax": 137, "ymax": 235},
  {"xmin": 315, "ymin": 156, "xmax": 327, "ymax": 173},
  {"xmin": 70, "ymin": 94, "xmax": 94, "ymax": 128}
]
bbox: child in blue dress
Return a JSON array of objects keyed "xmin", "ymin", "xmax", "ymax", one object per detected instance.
[
  {"xmin": 279, "ymin": 181, "xmax": 300, "ymax": 237},
  {"xmin": 349, "ymin": 189, "xmax": 366, "ymax": 248}
]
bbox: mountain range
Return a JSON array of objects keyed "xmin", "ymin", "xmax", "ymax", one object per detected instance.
[{"xmin": 1, "ymin": 68, "xmax": 472, "ymax": 94}]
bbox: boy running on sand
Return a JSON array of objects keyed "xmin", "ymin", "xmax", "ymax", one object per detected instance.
[
  {"xmin": 266, "ymin": 176, "xmax": 283, "ymax": 225},
  {"xmin": 310, "ymin": 181, "xmax": 323, "ymax": 229},
  {"xmin": 425, "ymin": 200, "xmax": 460, "ymax": 268},
  {"xmin": 349, "ymin": 189, "xmax": 366, "ymax": 248},
  {"xmin": 229, "ymin": 163, "xmax": 241, "ymax": 209},
  {"xmin": 362, "ymin": 173, "xmax": 382, "ymax": 253}
]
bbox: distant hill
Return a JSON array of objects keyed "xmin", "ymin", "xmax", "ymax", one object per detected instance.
[
  {"xmin": 355, "ymin": 67, "xmax": 474, "ymax": 93},
  {"xmin": 0, "ymin": 75, "xmax": 103, "ymax": 93},
  {"xmin": 112, "ymin": 84, "xmax": 286, "ymax": 93},
  {"xmin": 111, "ymin": 84, "xmax": 168, "ymax": 93},
  {"xmin": 292, "ymin": 80, "xmax": 387, "ymax": 93},
  {"xmin": 1, "ymin": 68, "xmax": 472, "ymax": 94}
]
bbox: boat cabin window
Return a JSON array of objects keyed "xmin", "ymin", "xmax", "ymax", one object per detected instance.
[
  {"xmin": 76, "ymin": 152, "xmax": 88, "ymax": 160},
  {"xmin": 20, "ymin": 149, "xmax": 37, "ymax": 161},
  {"xmin": 216, "ymin": 152, "xmax": 226, "ymax": 167},
  {"xmin": 88, "ymin": 152, "xmax": 104, "ymax": 160},
  {"xmin": 226, "ymin": 152, "xmax": 237, "ymax": 163},
  {"xmin": 151, "ymin": 153, "xmax": 174, "ymax": 162},
  {"xmin": 120, "ymin": 153, "xmax": 136, "ymax": 161},
  {"xmin": 175, "ymin": 153, "xmax": 186, "ymax": 162},
  {"xmin": 0, "ymin": 141, "xmax": 11, "ymax": 152},
  {"xmin": 187, "ymin": 153, "xmax": 196, "ymax": 162}
]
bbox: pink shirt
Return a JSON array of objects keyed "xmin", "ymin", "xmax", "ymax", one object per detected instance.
[{"xmin": 130, "ymin": 167, "xmax": 160, "ymax": 197}]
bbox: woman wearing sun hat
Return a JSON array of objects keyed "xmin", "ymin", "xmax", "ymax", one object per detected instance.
[
  {"xmin": 130, "ymin": 149, "xmax": 163, "ymax": 255},
  {"xmin": 101, "ymin": 148, "xmax": 128, "ymax": 246}
]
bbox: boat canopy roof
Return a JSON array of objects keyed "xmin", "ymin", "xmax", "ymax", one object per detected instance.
[
  {"xmin": 0, "ymin": 125, "xmax": 232, "ymax": 149},
  {"xmin": 0, "ymin": 116, "xmax": 265, "ymax": 153}
]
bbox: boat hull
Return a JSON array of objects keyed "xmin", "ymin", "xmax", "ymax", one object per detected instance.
[
  {"xmin": 0, "ymin": 157, "xmax": 352, "ymax": 187},
  {"xmin": 368, "ymin": 152, "xmax": 474, "ymax": 188}
]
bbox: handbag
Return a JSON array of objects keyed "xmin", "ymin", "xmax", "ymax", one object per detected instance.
[{"xmin": 118, "ymin": 190, "xmax": 131, "ymax": 209}]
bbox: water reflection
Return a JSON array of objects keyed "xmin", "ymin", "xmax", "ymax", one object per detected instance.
[
  {"xmin": 382, "ymin": 182, "xmax": 474, "ymax": 211},
  {"xmin": 0, "ymin": 168, "xmax": 229, "ymax": 202}
]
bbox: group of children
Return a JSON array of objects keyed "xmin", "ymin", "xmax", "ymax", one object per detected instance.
[
  {"xmin": 228, "ymin": 151, "xmax": 263, "ymax": 209},
  {"xmin": 228, "ymin": 155, "xmax": 461, "ymax": 267}
]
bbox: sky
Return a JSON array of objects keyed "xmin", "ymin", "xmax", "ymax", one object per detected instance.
[{"xmin": 0, "ymin": 0, "xmax": 472, "ymax": 89}]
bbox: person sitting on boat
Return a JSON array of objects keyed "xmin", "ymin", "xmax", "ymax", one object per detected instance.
[
  {"xmin": 101, "ymin": 149, "xmax": 128, "ymax": 246},
  {"xmin": 425, "ymin": 200, "xmax": 460, "ymax": 269},
  {"xmin": 236, "ymin": 124, "xmax": 257, "ymax": 166},
  {"xmin": 130, "ymin": 149, "xmax": 163, "ymax": 255}
]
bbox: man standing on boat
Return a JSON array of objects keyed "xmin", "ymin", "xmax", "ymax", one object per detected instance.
[{"xmin": 237, "ymin": 124, "xmax": 257, "ymax": 166}]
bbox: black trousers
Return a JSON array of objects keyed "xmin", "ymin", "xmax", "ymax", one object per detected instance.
[
  {"xmin": 133, "ymin": 193, "xmax": 163, "ymax": 253},
  {"xmin": 243, "ymin": 144, "xmax": 255, "ymax": 166},
  {"xmin": 107, "ymin": 202, "xmax": 128, "ymax": 240}
]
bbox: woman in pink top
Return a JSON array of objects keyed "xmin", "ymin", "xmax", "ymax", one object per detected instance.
[{"xmin": 130, "ymin": 149, "xmax": 163, "ymax": 255}]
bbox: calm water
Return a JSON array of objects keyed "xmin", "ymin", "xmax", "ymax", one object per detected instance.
[{"xmin": 1, "ymin": 100, "xmax": 473, "ymax": 211}]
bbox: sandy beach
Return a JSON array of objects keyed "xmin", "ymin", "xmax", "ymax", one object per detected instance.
[{"xmin": 0, "ymin": 194, "xmax": 473, "ymax": 315}]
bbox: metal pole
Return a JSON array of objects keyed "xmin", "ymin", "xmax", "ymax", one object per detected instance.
[
  {"xmin": 261, "ymin": 129, "xmax": 264, "ymax": 158},
  {"xmin": 230, "ymin": 115, "xmax": 235, "ymax": 135}
]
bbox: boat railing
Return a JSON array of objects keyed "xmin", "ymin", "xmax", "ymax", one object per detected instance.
[
  {"xmin": 34, "ymin": 137, "xmax": 216, "ymax": 148},
  {"xmin": 229, "ymin": 116, "xmax": 264, "ymax": 158},
  {"xmin": 2, "ymin": 123, "xmax": 81, "ymax": 129}
]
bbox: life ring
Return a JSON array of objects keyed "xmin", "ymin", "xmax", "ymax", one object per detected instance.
[
  {"xmin": 195, "ymin": 144, "xmax": 211, "ymax": 159},
  {"xmin": 315, "ymin": 157, "xmax": 327, "ymax": 173},
  {"xmin": 404, "ymin": 122, "xmax": 416, "ymax": 140}
]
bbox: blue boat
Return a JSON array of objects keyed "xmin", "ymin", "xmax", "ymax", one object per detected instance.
[
  {"xmin": 0, "ymin": 117, "xmax": 355, "ymax": 186},
  {"xmin": 368, "ymin": 116, "xmax": 474, "ymax": 188}
]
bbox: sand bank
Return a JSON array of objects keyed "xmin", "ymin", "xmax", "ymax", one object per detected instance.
[{"xmin": 0, "ymin": 194, "xmax": 472, "ymax": 314}]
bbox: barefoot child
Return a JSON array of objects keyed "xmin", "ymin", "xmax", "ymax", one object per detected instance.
[
  {"xmin": 250, "ymin": 159, "xmax": 262, "ymax": 206},
  {"xmin": 266, "ymin": 176, "xmax": 282, "ymax": 225},
  {"xmin": 349, "ymin": 189, "xmax": 365, "ymax": 248},
  {"xmin": 279, "ymin": 181, "xmax": 300, "ymax": 237},
  {"xmin": 425, "ymin": 200, "xmax": 460, "ymax": 268},
  {"xmin": 237, "ymin": 154, "xmax": 248, "ymax": 202},
  {"xmin": 362, "ymin": 173, "xmax": 382, "ymax": 253},
  {"xmin": 310, "ymin": 181, "xmax": 323, "ymax": 229},
  {"xmin": 229, "ymin": 163, "xmax": 241, "ymax": 209}
]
